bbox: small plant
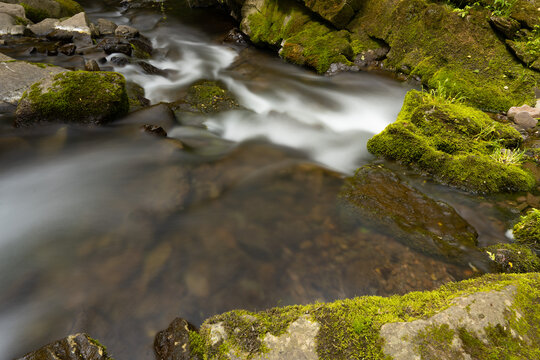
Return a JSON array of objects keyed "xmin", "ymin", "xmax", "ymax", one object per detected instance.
[
  {"xmin": 352, "ymin": 316, "xmax": 372, "ymax": 335},
  {"xmin": 474, "ymin": 122, "xmax": 498, "ymax": 141},
  {"xmin": 490, "ymin": 147, "xmax": 526, "ymax": 165},
  {"xmin": 423, "ymin": 79, "xmax": 466, "ymax": 105}
]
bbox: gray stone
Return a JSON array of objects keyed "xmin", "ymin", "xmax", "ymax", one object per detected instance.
[
  {"xmin": 380, "ymin": 286, "xmax": 517, "ymax": 360},
  {"xmin": 514, "ymin": 111, "xmax": 538, "ymax": 129},
  {"xmin": 0, "ymin": 11, "xmax": 15, "ymax": 27},
  {"xmin": 16, "ymin": 333, "xmax": 112, "ymax": 360},
  {"xmin": 55, "ymin": 12, "xmax": 91, "ymax": 35},
  {"xmin": 115, "ymin": 24, "xmax": 139, "ymax": 37},
  {"xmin": 28, "ymin": 18, "xmax": 59, "ymax": 36},
  {"xmin": 84, "ymin": 59, "xmax": 100, "ymax": 71},
  {"xmin": 96, "ymin": 18, "xmax": 117, "ymax": 36},
  {"xmin": 0, "ymin": 54, "xmax": 67, "ymax": 104},
  {"xmin": 0, "ymin": 2, "xmax": 25, "ymax": 19}
]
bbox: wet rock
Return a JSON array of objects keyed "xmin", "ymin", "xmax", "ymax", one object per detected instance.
[
  {"xmin": 110, "ymin": 56, "xmax": 130, "ymax": 66},
  {"xmin": 514, "ymin": 111, "xmax": 538, "ymax": 129},
  {"xmin": 97, "ymin": 37, "xmax": 132, "ymax": 56},
  {"xmin": 300, "ymin": 0, "xmax": 359, "ymax": 28},
  {"xmin": 58, "ymin": 43, "xmax": 76, "ymax": 56},
  {"xmin": 141, "ymin": 124, "xmax": 167, "ymax": 137},
  {"xmin": 9, "ymin": 0, "xmax": 83, "ymax": 23},
  {"xmin": 484, "ymin": 243, "xmax": 540, "ymax": 273},
  {"xmin": 56, "ymin": 12, "xmax": 91, "ymax": 35},
  {"xmin": 95, "ymin": 18, "xmax": 117, "ymax": 36},
  {"xmin": 223, "ymin": 28, "xmax": 249, "ymax": 47},
  {"xmin": 16, "ymin": 71, "xmax": 129, "ymax": 125},
  {"xmin": 28, "ymin": 18, "xmax": 60, "ymax": 36},
  {"xmin": 354, "ymin": 46, "xmax": 390, "ymax": 68},
  {"xmin": 129, "ymin": 36, "xmax": 153, "ymax": 58},
  {"xmin": 0, "ymin": 2, "xmax": 25, "ymax": 19},
  {"xmin": 154, "ymin": 317, "xmax": 200, "ymax": 360},
  {"xmin": 0, "ymin": 53, "xmax": 67, "ymax": 105},
  {"xmin": 340, "ymin": 164, "xmax": 481, "ymax": 260},
  {"xmin": 117, "ymin": 103, "xmax": 176, "ymax": 131},
  {"xmin": 16, "ymin": 333, "xmax": 112, "ymax": 360},
  {"xmin": 136, "ymin": 60, "xmax": 167, "ymax": 76},
  {"xmin": 115, "ymin": 24, "xmax": 139, "ymax": 38},
  {"xmin": 489, "ymin": 15, "xmax": 520, "ymax": 39},
  {"xmin": 325, "ymin": 62, "xmax": 359, "ymax": 76},
  {"xmin": 0, "ymin": 12, "xmax": 26, "ymax": 35},
  {"xmin": 126, "ymin": 81, "xmax": 150, "ymax": 109},
  {"xmin": 173, "ymin": 80, "xmax": 240, "ymax": 114},
  {"xmin": 84, "ymin": 59, "xmax": 100, "ymax": 71}
]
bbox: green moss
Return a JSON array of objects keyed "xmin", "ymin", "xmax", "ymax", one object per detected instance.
[
  {"xmin": 174, "ymin": 80, "xmax": 239, "ymax": 114},
  {"xmin": 244, "ymin": 0, "xmax": 354, "ymax": 73},
  {"xmin": 20, "ymin": 3, "xmax": 48, "ymax": 23},
  {"xmin": 20, "ymin": 0, "xmax": 83, "ymax": 22},
  {"xmin": 367, "ymin": 89, "xmax": 535, "ymax": 193},
  {"xmin": 513, "ymin": 209, "xmax": 540, "ymax": 250},
  {"xmin": 54, "ymin": 0, "xmax": 84, "ymax": 16},
  {"xmin": 415, "ymin": 324, "xmax": 461, "ymax": 360},
  {"xmin": 18, "ymin": 71, "xmax": 129, "ymax": 125},
  {"xmin": 485, "ymin": 243, "xmax": 540, "ymax": 273},
  {"xmin": 192, "ymin": 273, "xmax": 539, "ymax": 360}
]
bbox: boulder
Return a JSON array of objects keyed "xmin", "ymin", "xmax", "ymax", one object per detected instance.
[
  {"xmin": 172, "ymin": 273, "xmax": 540, "ymax": 360},
  {"xmin": 0, "ymin": 12, "xmax": 26, "ymax": 35},
  {"xmin": 15, "ymin": 70, "xmax": 129, "ymax": 125},
  {"xmin": 95, "ymin": 18, "xmax": 117, "ymax": 36},
  {"xmin": 97, "ymin": 37, "xmax": 132, "ymax": 56},
  {"xmin": 55, "ymin": 12, "xmax": 90, "ymax": 35},
  {"xmin": 367, "ymin": 90, "xmax": 535, "ymax": 193},
  {"xmin": 513, "ymin": 208, "xmax": 540, "ymax": 252},
  {"xmin": 27, "ymin": 18, "xmax": 59, "ymax": 36},
  {"xmin": 172, "ymin": 80, "xmax": 239, "ymax": 114},
  {"xmin": 0, "ymin": 53, "xmax": 67, "ymax": 105},
  {"xmin": 0, "ymin": 2, "xmax": 25, "ymax": 19},
  {"xmin": 5, "ymin": 0, "xmax": 83, "ymax": 23},
  {"xmin": 115, "ymin": 24, "xmax": 138, "ymax": 38},
  {"xmin": 300, "ymin": 0, "xmax": 360, "ymax": 28},
  {"xmin": 16, "ymin": 333, "xmax": 112, "ymax": 360}
]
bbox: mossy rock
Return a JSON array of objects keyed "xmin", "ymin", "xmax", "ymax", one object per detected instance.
[
  {"xmin": 367, "ymin": 89, "xmax": 535, "ymax": 193},
  {"xmin": 174, "ymin": 273, "xmax": 540, "ymax": 360},
  {"xmin": 16, "ymin": 333, "xmax": 112, "ymax": 360},
  {"xmin": 16, "ymin": 0, "xmax": 83, "ymax": 23},
  {"xmin": 15, "ymin": 71, "xmax": 129, "ymax": 126},
  {"xmin": 173, "ymin": 80, "xmax": 239, "ymax": 114},
  {"xmin": 485, "ymin": 243, "xmax": 540, "ymax": 273},
  {"xmin": 513, "ymin": 208, "xmax": 540, "ymax": 250}
]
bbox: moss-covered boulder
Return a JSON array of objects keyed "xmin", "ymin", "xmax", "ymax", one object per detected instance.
[
  {"xmin": 513, "ymin": 208, "xmax": 540, "ymax": 251},
  {"xmin": 5, "ymin": 0, "xmax": 83, "ymax": 23},
  {"xmin": 484, "ymin": 243, "xmax": 540, "ymax": 273},
  {"xmin": 158, "ymin": 273, "xmax": 540, "ymax": 360},
  {"xmin": 172, "ymin": 80, "xmax": 239, "ymax": 115},
  {"xmin": 16, "ymin": 333, "xmax": 112, "ymax": 360},
  {"xmin": 15, "ymin": 71, "xmax": 129, "ymax": 126},
  {"xmin": 367, "ymin": 89, "xmax": 535, "ymax": 193}
]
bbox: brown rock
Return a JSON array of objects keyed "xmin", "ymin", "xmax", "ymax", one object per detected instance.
[
  {"xmin": 155, "ymin": 318, "xmax": 201, "ymax": 360},
  {"xmin": 508, "ymin": 104, "xmax": 540, "ymax": 119},
  {"xmin": 16, "ymin": 333, "xmax": 112, "ymax": 360},
  {"xmin": 514, "ymin": 112, "xmax": 538, "ymax": 129},
  {"xmin": 85, "ymin": 59, "xmax": 100, "ymax": 71}
]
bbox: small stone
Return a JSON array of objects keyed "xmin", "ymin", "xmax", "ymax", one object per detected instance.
[
  {"xmin": 97, "ymin": 37, "xmax": 132, "ymax": 56},
  {"xmin": 155, "ymin": 318, "xmax": 199, "ymax": 360},
  {"xmin": 141, "ymin": 124, "xmax": 167, "ymax": 137},
  {"xmin": 508, "ymin": 104, "xmax": 540, "ymax": 119},
  {"xmin": 514, "ymin": 112, "xmax": 538, "ymax": 129},
  {"xmin": 136, "ymin": 61, "xmax": 168, "ymax": 77},
  {"xmin": 115, "ymin": 24, "xmax": 139, "ymax": 38},
  {"xmin": 96, "ymin": 18, "xmax": 117, "ymax": 36},
  {"xmin": 58, "ymin": 43, "xmax": 76, "ymax": 56},
  {"xmin": 84, "ymin": 59, "xmax": 100, "ymax": 71}
]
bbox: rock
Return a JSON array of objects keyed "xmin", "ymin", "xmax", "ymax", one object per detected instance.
[
  {"xmin": 154, "ymin": 317, "xmax": 200, "ymax": 360},
  {"xmin": 325, "ymin": 62, "xmax": 359, "ymax": 76},
  {"xmin": 508, "ymin": 104, "xmax": 540, "ymax": 119},
  {"xmin": 189, "ymin": 273, "xmax": 540, "ymax": 359},
  {"xmin": 141, "ymin": 124, "xmax": 167, "ymax": 137},
  {"xmin": 514, "ymin": 111, "xmax": 538, "ymax": 129},
  {"xmin": 354, "ymin": 46, "xmax": 390, "ymax": 68},
  {"xmin": 368, "ymin": 90, "xmax": 535, "ymax": 193},
  {"xmin": 484, "ymin": 243, "xmax": 540, "ymax": 274},
  {"xmin": 58, "ymin": 43, "xmax": 76, "ymax": 56},
  {"xmin": 7, "ymin": 0, "xmax": 83, "ymax": 23},
  {"xmin": 0, "ymin": 2, "xmax": 25, "ymax": 19},
  {"xmin": 15, "ymin": 71, "xmax": 129, "ymax": 125},
  {"xmin": 340, "ymin": 164, "xmax": 482, "ymax": 260},
  {"xmin": 513, "ymin": 209, "xmax": 540, "ymax": 251},
  {"xmin": 84, "ymin": 59, "xmax": 100, "ymax": 71},
  {"xmin": 300, "ymin": 0, "xmax": 359, "ymax": 29},
  {"xmin": 115, "ymin": 24, "xmax": 139, "ymax": 37},
  {"xmin": 95, "ymin": 18, "xmax": 117, "ymax": 36},
  {"xmin": 129, "ymin": 36, "xmax": 153, "ymax": 58},
  {"xmin": 109, "ymin": 55, "xmax": 130, "ymax": 66},
  {"xmin": 173, "ymin": 80, "xmax": 240, "ymax": 114},
  {"xmin": 16, "ymin": 333, "xmax": 112, "ymax": 360},
  {"xmin": 223, "ymin": 28, "xmax": 249, "ymax": 47},
  {"xmin": 0, "ymin": 54, "xmax": 67, "ymax": 105},
  {"xmin": 0, "ymin": 12, "xmax": 26, "ymax": 35},
  {"xmin": 55, "ymin": 12, "xmax": 91, "ymax": 35},
  {"xmin": 489, "ymin": 15, "xmax": 520, "ymax": 39},
  {"xmin": 117, "ymin": 103, "xmax": 176, "ymax": 131},
  {"xmin": 97, "ymin": 37, "xmax": 132, "ymax": 56},
  {"xmin": 28, "ymin": 18, "xmax": 59, "ymax": 36},
  {"xmin": 136, "ymin": 60, "xmax": 167, "ymax": 76}
]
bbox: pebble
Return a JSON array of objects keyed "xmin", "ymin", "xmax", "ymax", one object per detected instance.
[{"xmin": 514, "ymin": 112, "xmax": 538, "ymax": 129}]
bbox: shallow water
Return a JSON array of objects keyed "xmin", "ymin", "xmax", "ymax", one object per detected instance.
[{"xmin": 0, "ymin": 1, "xmax": 520, "ymax": 359}]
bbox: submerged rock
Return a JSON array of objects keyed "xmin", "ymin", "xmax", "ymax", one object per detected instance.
[
  {"xmin": 173, "ymin": 80, "xmax": 240, "ymax": 114},
  {"xmin": 15, "ymin": 71, "xmax": 129, "ymax": 125},
  {"xmin": 340, "ymin": 164, "xmax": 480, "ymax": 259},
  {"xmin": 367, "ymin": 90, "xmax": 535, "ymax": 193},
  {"xmin": 16, "ymin": 333, "xmax": 112, "ymax": 360},
  {"xmin": 171, "ymin": 273, "xmax": 540, "ymax": 360}
]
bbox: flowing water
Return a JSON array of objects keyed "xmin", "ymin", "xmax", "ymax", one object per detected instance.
[{"xmin": 0, "ymin": 1, "xmax": 520, "ymax": 359}]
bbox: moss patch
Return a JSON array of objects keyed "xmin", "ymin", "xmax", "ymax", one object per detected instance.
[
  {"xmin": 20, "ymin": 0, "xmax": 83, "ymax": 23},
  {"xmin": 190, "ymin": 273, "xmax": 539, "ymax": 360},
  {"xmin": 513, "ymin": 208, "xmax": 540, "ymax": 250},
  {"xmin": 16, "ymin": 71, "xmax": 129, "ymax": 125},
  {"xmin": 367, "ymin": 89, "xmax": 535, "ymax": 193},
  {"xmin": 173, "ymin": 80, "xmax": 239, "ymax": 115},
  {"xmin": 485, "ymin": 243, "xmax": 540, "ymax": 273}
]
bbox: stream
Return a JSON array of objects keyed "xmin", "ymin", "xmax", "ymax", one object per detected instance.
[{"xmin": 0, "ymin": 1, "xmax": 520, "ymax": 359}]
